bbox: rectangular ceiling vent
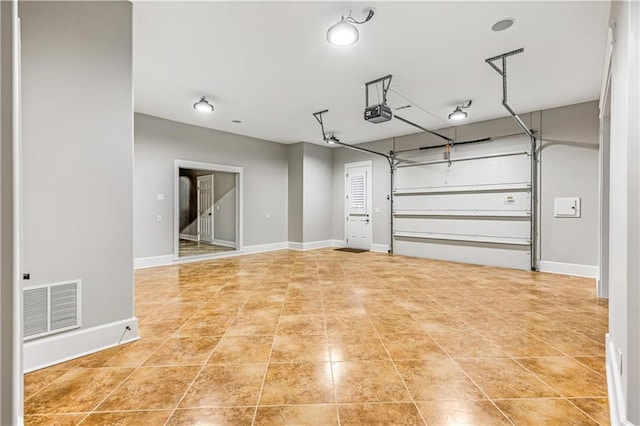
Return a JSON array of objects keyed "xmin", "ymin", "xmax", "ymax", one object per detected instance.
[{"xmin": 24, "ymin": 280, "xmax": 81, "ymax": 341}]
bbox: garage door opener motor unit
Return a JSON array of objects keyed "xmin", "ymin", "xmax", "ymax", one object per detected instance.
[{"xmin": 364, "ymin": 75, "xmax": 393, "ymax": 123}]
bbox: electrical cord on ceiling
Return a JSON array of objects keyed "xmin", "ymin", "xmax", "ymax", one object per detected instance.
[
  {"xmin": 389, "ymin": 88, "xmax": 450, "ymax": 128},
  {"xmin": 345, "ymin": 8, "xmax": 375, "ymax": 25}
]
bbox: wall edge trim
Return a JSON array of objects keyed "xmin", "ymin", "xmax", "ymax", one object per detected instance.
[
  {"xmin": 606, "ymin": 334, "xmax": 633, "ymax": 425},
  {"xmin": 538, "ymin": 260, "xmax": 599, "ymax": 278}
]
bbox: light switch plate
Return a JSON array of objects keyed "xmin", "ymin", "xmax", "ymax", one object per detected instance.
[{"xmin": 157, "ymin": 193, "xmax": 165, "ymax": 201}]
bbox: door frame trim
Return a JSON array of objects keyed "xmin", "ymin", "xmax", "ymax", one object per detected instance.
[
  {"xmin": 174, "ymin": 160, "xmax": 243, "ymax": 259},
  {"xmin": 344, "ymin": 160, "xmax": 373, "ymax": 249}
]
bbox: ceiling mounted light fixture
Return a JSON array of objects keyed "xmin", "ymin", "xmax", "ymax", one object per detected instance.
[
  {"xmin": 325, "ymin": 134, "xmax": 340, "ymax": 144},
  {"xmin": 193, "ymin": 96, "xmax": 214, "ymax": 113},
  {"xmin": 448, "ymin": 100, "xmax": 472, "ymax": 121},
  {"xmin": 326, "ymin": 7, "xmax": 375, "ymax": 47}
]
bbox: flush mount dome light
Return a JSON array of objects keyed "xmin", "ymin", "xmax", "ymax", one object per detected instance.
[
  {"xmin": 326, "ymin": 7, "xmax": 375, "ymax": 47},
  {"xmin": 448, "ymin": 106, "xmax": 467, "ymax": 121},
  {"xmin": 492, "ymin": 18, "xmax": 515, "ymax": 32},
  {"xmin": 448, "ymin": 100, "xmax": 472, "ymax": 121},
  {"xmin": 327, "ymin": 19, "xmax": 359, "ymax": 46},
  {"xmin": 193, "ymin": 96, "xmax": 214, "ymax": 113}
]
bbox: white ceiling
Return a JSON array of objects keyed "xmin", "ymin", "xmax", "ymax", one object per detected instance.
[{"xmin": 133, "ymin": 1, "xmax": 610, "ymax": 145}]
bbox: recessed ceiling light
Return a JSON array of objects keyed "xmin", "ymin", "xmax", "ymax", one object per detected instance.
[
  {"xmin": 492, "ymin": 18, "xmax": 515, "ymax": 32},
  {"xmin": 232, "ymin": 120, "xmax": 242, "ymax": 124}
]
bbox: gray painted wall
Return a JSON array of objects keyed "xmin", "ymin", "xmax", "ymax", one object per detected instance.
[
  {"xmin": 20, "ymin": 2, "xmax": 134, "ymax": 329},
  {"xmin": 287, "ymin": 143, "xmax": 303, "ymax": 243},
  {"xmin": 0, "ymin": 1, "xmax": 17, "ymax": 422},
  {"xmin": 213, "ymin": 171, "xmax": 236, "ymax": 243},
  {"xmin": 134, "ymin": 113, "xmax": 287, "ymax": 258},
  {"xmin": 607, "ymin": 1, "xmax": 639, "ymax": 423},
  {"xmin": 539, "ymin": 102, "xmax": 600, "ymax": 266},
  {"xmin": 302, "ymin": 143, "xmax": 333, "ymax": 243},
  {"xmin": 331, "ymin": 102, "xmax": 600, "ymax": 270}
]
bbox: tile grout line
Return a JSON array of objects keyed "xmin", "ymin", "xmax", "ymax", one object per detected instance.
[
  {"xmin": 250, "ymin": 259, "xmax": 290, "ymax": 426},
  {"xmin": 74, "ymin": 366, "xmax": 140, "ymax": 424},
  {"xmin": 161, "ymin": 264, "xmax": 260, "ymax": 426},
  {"xmin": 419, "ymin": 327, "xmax": 516, "ymax": 426},
  {"xmin": 360, "ymin": 298, "xmax": 430, "ymax": 426},
  {"xmin": 563, "ymin": 397, "xmax": 609, "ymax": 425},
  {"xmin": 510, "ymin": 356, "xmax": 608, "ymax": 424},
  {"xmin": 320, "ymin": 269, "xmax": 341, "ymax": 426}
]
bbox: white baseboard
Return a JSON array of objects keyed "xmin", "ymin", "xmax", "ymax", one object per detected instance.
[
  {"xmin": 212, "ymin": 238, "xmax": 236, "ymax": 248},
  {"xmin": 606, "ymin": 334, "xmax": 633, "ymax": 425},
  {"xmin": 134, "ymin": 255, "xmax": 174, "ymax": 269},
  {"xmin": 538, "ymin": 260, "xmax": 599, "ymax": 279},
  {"xmin": 24, "ymin": 317, "xmax": 139, "ymax": 373},
  {"xmin": 288, "ymin": 240, "xmax": 334, "ymax": 251},
  {"xmin": 242, "ymin": 241, "xmax": 289, "ymax": 254},
  {"xmin": 134, "ymin": 239, "xmax": 388, "ymax": 270},
  {"xmin": 178, "ymin": 233, "xmax": 197, "ymax": 242},
  {"xmin": 371, "ymin": 243, "xmax": 390, "ymax": 253}
]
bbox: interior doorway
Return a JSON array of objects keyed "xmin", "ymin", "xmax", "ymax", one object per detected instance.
[
  {"xmin": 345, "ymin": 160, "xmax": 372, "ymax": 251},
  {"xmin": 175, "ymin": 160, "xmax": 243, "ymax": 258}
]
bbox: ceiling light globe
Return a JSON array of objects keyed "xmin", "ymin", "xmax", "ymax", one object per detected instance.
[
  {"xmin": 327, "ymin": 20, "xmax": 359, "ymax": 46},
  {"xmin": 448, "ymin": 107, "xmax": 468, "ymax": 121},
  {"xmin": 193, "ymin": 97, "xmax": 214, "ymax": 113}
]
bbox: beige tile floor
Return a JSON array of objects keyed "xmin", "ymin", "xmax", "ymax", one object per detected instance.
[{"xmin": 24, "ymin": 249, "xmax": 610, "ymax": 425}]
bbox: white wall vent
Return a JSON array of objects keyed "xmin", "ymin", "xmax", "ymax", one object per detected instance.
[{"xmin": 24, "ymin": 280, "xmax": 81, "ymax": 341}]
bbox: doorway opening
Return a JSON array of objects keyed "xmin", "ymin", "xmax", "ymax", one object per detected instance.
[{"xmin": 174, "ymin": 160, "xmax": 243, "ymax": 259}]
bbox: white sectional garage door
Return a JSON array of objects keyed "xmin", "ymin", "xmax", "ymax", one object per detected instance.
[{"xmin": 393, "ymin": 136, "xmax": 533, "ymax": 270}]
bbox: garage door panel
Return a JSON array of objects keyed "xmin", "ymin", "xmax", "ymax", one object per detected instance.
[
  {"xmin": 394, "ymin": 192, "xmax": 531, "ymax": 214},
  {"xmin": 395, "ymin": 154, "xmax": 531, "ymax": 190},
  {"xmin": 394, "ymin": 217, "xmax": 530, "ymax": 239},
  {"xmin": 392, "ymin": 136, "xmax": 533, "ymax": 270},
  {"xmin": 395, "ymin": 238, "xmax": 531, "ymax": 270}
]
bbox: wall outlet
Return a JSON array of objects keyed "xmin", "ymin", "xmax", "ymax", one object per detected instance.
[
  {"xmin": 157, "ymin": 193, "xmax": 165, "ymax": 201},
  {"xmin": 156, "ymin": 215, "xmax": 162, "ymax": 222}
]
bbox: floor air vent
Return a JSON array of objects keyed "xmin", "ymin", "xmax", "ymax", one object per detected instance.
[{"xmin": 24, "ymin": 280, "xmax": 81, "ymax": 341}]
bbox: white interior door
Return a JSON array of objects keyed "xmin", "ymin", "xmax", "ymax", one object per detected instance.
[
  {"xmin": 197, "ymin": 174, "xmax": 214, "ymax": 242},
  {"xmin": 345, "ymin": 162, "xmax": 372, "ymax": 250}
]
